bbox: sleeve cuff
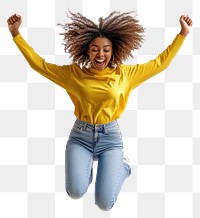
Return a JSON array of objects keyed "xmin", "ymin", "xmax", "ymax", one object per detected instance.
[
  {"xmin": 13, "ymin": 33, "xmax": 22, "ymax": 42},
  {"xmin": 177, "ymin": 33, "xmax": 186, "ymax": 40}
]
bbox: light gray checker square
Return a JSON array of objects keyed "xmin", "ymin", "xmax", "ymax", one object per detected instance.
[
  {"xmin": 193, "ymin": 28, "xmax": 200, "ymax": 55},
  {"xmin": 192, "ymin": 55, "xmax": 200, "ymax": 83},
  {"xmin": 28, "ymin": 28, "xmax": 55, "ymax": 55},
  {"xmin": 193, "ymin": 111, "xmax": 200, "ymax": 138},
  {"xmin": 193, "ymin": 194, "xmax": 200, "ymax": 218},
  {"xmin": 0, "ymin": 0, "xmax": 27, "ymax": 27},
  {"xmin": 0, "ymin": 166, "xmax": 27, "ymax": 192},
  {"xmin": 138, "ymin": 193, "xmax": 165, "ymax": 218},
  {"xmin": 28, "ymin": 138, "xmax": 55, "ymax": 165},
  {"xmin": 165, "ymin": 0, "xmax": 192, "ymax": 27},
  {"xmin": 138, "ymin": 138, "xmax": 165, "ymax": 165},
  {"xmin": 193, "ymin": 166, "xmax": 200, "ymax": 193},
  {"xmin": 55, "ymin": 0, "xmax": 82, "ymax": 25},
  {"xmin": 0, "ymin": 110, "xmax": 27, "ymax": 137},
  {"xmin": 55, "ymin": 110, "xmax": 76, "ymax": 137},
  {"xmin": 193, "ymin": 138, "xmax": 200, "ymax": 165},
  {"xmin": 55, "ymin": 165, "xmax": 65, "ymax": 192},
  {"xmin": 0, "ymin": 56, "xmax": 27, "ymax": 82},
  {"xmin": 193, "ymin": 83, "xmax": 200, "ymax": 110},
  {"xmin": 165, "ymin": 166, "xmax": 192, "ymax": 192},
  {"xmin": 193, "ymin": 0, "xmax": 200, "ymax": 28},
  {"xmin": 28, "ymin": 193, "xmax": 55, "ymax": 218},
  {"xmin": 55, "ymin": 55, "xmax": 72, "ymax": 65},
  {"xmin": 118, "ymin": 110, "xmax": 137, "ymax": 137},
  {"xmin": 165, "ymin": 110, "xmax": 192, "ymax": 137},
  {"xmin": 137, "ymin": 83, "xmax": 165, "ymax": 110},
  {"xmin": 138, "ymin": 28, "xmax": 165, "ymax": 55},
  {"xmin": 55, "ymin": 138, "xmax": 66, "ymax": 165},
  {"xmin": 28, "ymin": 83, "xmax": 55, "ymax": 110},
  {"xmin": 165, "ymin": 55, "xmax": 192, "ymax": 82}
]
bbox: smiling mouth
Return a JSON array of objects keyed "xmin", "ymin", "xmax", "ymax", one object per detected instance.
[{"xmin": 95, "ymin": 59, "xmax": 105, "ymax": 66}]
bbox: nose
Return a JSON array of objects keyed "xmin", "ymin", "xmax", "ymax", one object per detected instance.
[{"xmin": 98, "ymin": 49, "xmax": 104, "ymax": 57}]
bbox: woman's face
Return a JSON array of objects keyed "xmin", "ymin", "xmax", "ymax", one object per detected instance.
[{"xmin": 88, "ymin": 37, "xmax": 112, "ymax": 71}]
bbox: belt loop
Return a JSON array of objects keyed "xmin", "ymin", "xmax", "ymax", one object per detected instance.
[
  {"xmin": 83, "ymin": 123, "xmax": 87, "ymax": 131},
  {"xmin": 103, "ymin": 125, "xmax": 108, "ymax": 134}
]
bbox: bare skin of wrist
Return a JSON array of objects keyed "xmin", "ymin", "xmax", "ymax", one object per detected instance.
[
  {"xmin": 179, "ymin": 29, "xmax": 189, "ymax": 37},
  {"xmin": 11, "ymin": 31, "xmax": 20, "ymax": 38}
]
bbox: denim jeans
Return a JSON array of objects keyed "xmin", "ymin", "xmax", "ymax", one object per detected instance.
[{"xmin": 65, "ymin": 119, "xmax": 131, "ymax": 211}]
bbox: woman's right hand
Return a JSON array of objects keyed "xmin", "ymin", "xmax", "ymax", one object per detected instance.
[{"xmin": 7, "ymin": 14, "xmax": 22, "ymax": 38}]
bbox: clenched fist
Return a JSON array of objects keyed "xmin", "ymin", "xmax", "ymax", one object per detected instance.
[
  {"xmin": 7, "ymin": 14, "xmax": 22, "ymax": 38},
  {"xmin": 179, "ymin": 15, "xmax": 193, "ymax": 37}
]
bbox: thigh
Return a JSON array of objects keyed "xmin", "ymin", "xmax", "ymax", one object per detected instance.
[
  {"xmin": 95, "ymin": 148, "xmax": 131, "ymax": 210},
  {"xmin": 65, "ymin": 139, "xmax": 93, "ymax": 198}
]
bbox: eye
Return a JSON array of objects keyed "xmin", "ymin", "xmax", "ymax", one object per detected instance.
[{"xmin": 104, "ymin": 50, "xmax": 110, "ymax": 53}]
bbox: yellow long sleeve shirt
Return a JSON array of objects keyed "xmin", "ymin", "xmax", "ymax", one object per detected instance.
[{"xmin": 13, "ymin": 34, "xmax": 185, "ymax": 124}]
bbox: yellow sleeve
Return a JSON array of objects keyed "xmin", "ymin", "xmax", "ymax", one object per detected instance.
[
  {"xmin": 13, "ymin": 34, "xmax": 71, "ymax": 89},
  {"xmin": 120, "ymin": 34, "xmax": 185, "ymax": 90}
]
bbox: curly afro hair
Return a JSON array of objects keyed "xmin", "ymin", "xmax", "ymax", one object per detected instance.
[{"xmin": 58, "ymin": 11, "xmax": 144, "ymax": 67}]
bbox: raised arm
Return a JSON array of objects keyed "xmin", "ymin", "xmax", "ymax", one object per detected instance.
[
  {"xmin": 7, "ymin": 14, "xmax": 71, "ymax": 89},
  {"xmin": 122, "ymin": 15, "xmax": 193, "ymax": 90}
]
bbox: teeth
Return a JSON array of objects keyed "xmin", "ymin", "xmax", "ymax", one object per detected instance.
[{"xmin": 96, "ymin": 59, "xmax": 105, "ymax": 62}]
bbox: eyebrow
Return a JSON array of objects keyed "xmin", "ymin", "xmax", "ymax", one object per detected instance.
[{"xmin": 91, "ymin": 44, "xmax": 111, "ymax": 48}]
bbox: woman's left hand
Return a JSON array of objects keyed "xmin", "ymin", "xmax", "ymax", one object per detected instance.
[{"xmin": 179, "ymin": 15, "xmax": 193, "ymax": 37}]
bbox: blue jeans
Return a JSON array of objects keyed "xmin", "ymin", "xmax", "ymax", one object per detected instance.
[{"xmin": 65, "ymin": 119, "xmax": 131, "ymax": 211}]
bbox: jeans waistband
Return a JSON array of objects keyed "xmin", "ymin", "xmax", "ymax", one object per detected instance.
[{"xmin": 75, "ymin": 118, "xmax": 118, "ymax": 130}]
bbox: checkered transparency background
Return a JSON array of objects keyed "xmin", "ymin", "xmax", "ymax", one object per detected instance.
[{"xmin": 0, "ymin": 0, "xmax": 200, "ymax": 217}]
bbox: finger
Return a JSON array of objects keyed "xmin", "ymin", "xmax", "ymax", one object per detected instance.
[
  {"xmin": 14, "ymin": 14, "xmax": 21, "ymax": 21},
  {"xmin": 7, "ymin": 14, "xmax": 20, "ymax": 24},
  {"xmin": 188, "ymin": 20, "xmax": 193, "ymax": 26},
  {"xmin": 13, "ymin": 14, "xmax": 18, "ymax": 20},
  {"xmin": 181, "ymin": 15, "xmax": 187, "ymax": 20},
  {"xmin": 12, "ymin": 16, "xmax": 18, "ymax": 22},
  {"xmin": 7, "ymin": 18, "xmax": 11, "ymax": 24},
  {"xmin": 185, "ymin": 17, "xmax": 193, "ymax": 26},
  {"xmin": 8, "ymin": 17, "xmax": 14, "ymax": 25},
  {"xmin": 7, "ymin": 20, "xmax": 12, "ymax": 25},
  {"xmin": 10, "ymin": 16, "xmax": 16, "ymax": 24},
  {"xmin": 15, "ymin": 14, "xmax": 22, "ymax": 22},
  {"xmin": 185, "ymin": 16, "xmax": 191, "ymax": 22}
]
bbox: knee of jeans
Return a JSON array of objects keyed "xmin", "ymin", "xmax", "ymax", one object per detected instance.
[
  {"xmin": 96, "ymin": 201, "xmax": 114, "ymax": 211},
  {"xmin": 66, "ymin": 187, "xmax": 86, "ymax": 200}
]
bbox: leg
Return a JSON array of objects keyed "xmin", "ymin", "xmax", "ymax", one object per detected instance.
[
  {"xmin": 65, "ymin": 139, "xmax": 93, "ymax": 199},
  {"xmin": 95, "ymin": 149, "xmax": 131, "ymax": 211}
]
